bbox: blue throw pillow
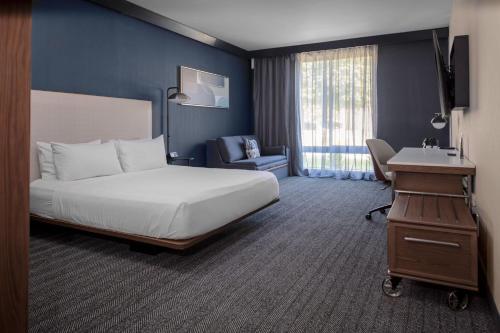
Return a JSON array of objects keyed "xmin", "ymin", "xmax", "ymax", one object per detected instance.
[{"xmin": 244, "ymin": 138, "xmax": 260, "ymax": 159}]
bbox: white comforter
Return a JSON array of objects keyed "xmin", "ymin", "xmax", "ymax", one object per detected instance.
[{"xmin": 30, "ymin": 166, "xmax": 279, "ymax": 239}]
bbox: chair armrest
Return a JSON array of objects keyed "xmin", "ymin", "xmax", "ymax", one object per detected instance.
[{"xmin": 262, "ymin": 145, "xmax": 287, "ymax": 156}]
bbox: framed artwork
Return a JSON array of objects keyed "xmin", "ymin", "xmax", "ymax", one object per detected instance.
[{"xmin": 179, "ymin": 66, "xmax": 229, "ymax": 108}]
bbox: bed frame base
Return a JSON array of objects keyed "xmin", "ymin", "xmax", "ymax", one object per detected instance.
[
  {"xmin": 30, "ymin": 199, "xmax": 279, "ymax": 251},
  {"xmin": 129, "ymin": 242, "xmax": 164, "ymax": 255}
]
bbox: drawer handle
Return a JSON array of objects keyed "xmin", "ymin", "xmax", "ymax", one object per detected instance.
[{"xmin": 403, "ymin": 237, "xmax": 461, "ymax": 248}]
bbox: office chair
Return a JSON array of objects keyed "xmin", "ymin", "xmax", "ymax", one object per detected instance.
[{"xmin": 365, "ymin": 139, "xmax": 396, "ymax": 220}]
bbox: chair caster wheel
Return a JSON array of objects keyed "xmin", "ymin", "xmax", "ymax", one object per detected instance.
[
  {"xmin": 365, "ymin": 214, "xmax": 372, "ymax": 220},
  {"xmin": 382, "ymin": 276, "xmax": 402, "ymax": 297},
  {"xmin": 448, "ymin": 290, "xmax": 469, "ymax": 311}
]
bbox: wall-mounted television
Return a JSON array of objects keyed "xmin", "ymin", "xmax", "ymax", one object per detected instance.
[
  {"xmin": 432, "ymin": 30, "xmax": 469, "ymax": 118},
  {"xmin": 450, "ymin": 35, "xmax": 469, "ymax": 110}
]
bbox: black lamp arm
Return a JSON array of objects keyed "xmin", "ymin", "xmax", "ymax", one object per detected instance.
[{"xmin": 165, "ymin": 86, "xmax": 181, "ymax": 155}]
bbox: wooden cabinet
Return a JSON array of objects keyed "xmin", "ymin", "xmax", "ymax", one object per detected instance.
[
  {"xmin": 385, "ymin": 148, "xmax": 478, "ymax": 310},
  {"xmin": 0, "ymin": 1, "xmax": 31, "ymax": 331},
  {"xmin": 387, "ymin": 194, "xmax": 478, "ymax": 291}
]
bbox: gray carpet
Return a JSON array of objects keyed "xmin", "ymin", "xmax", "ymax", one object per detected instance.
[{"xmin": 29, "ymin": 177, "xmax": 498, "ymax": 332}]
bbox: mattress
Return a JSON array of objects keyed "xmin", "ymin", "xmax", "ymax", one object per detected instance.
[{"xmin": 30, "ymin": 166, "xmax": 279, "ymax": 239}]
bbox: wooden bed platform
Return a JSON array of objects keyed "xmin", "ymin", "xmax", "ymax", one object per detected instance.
[
  {"xmin": 29, "ymin": 90, "xmax": 279, "ymax": 251},
  {"xmin": 30, "ymin": 198, "xmax": 279, "ymax": 250}
]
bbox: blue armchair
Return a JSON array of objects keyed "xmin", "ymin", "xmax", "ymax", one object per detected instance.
[{"xmin": 206, "ymin": 135, "xmax": 289, "ymax": 179}]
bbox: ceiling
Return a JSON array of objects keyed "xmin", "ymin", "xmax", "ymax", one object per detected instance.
[{"xmin": 127, "ymin": 0, "xmax": 452, "ymax": 51}]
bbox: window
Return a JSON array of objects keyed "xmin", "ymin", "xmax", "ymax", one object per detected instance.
[{"xmin": 298, "ymin": 45, "xmax": 378, "ymax": 179}]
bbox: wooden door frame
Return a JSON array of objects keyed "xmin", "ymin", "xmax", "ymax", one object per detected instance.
[{"xmin": 0, "ymin": 1, "xmax": 31, "ymax": 332}]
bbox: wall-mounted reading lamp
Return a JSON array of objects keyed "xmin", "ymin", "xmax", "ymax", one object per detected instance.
[{"xmin": 431, "ymin": 113, "xmax": 447, "ymax": 130}]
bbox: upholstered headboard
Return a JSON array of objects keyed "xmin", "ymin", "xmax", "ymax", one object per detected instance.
[{"xmin": 31, "ymin": 90, "xmax": 153, "ymax": 181}]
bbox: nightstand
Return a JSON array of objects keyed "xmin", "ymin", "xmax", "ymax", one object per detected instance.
[{"xmin": 168, "ymin": 156, "xmax": 195, "ymax": 166}]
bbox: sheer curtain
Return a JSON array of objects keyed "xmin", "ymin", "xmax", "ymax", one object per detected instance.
[{"xmin": 297, "ymin": 45, "xmax": 378, "ymax": 179}]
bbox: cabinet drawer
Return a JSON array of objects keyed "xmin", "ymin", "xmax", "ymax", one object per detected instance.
[{"xmin": 388, "ymin": 223, "xmax": 478, "ymax": 288}]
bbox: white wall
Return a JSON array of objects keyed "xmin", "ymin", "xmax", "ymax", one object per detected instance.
[{"xmin": 449, "ymin": 0, "xmax": 500, "ymax": 312}]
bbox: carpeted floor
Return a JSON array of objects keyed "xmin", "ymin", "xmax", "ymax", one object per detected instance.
[{"xmin": 29, "ymin": 177, "xmax": 498, "ymax": 332}]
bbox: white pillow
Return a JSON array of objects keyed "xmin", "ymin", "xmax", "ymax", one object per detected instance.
[
  {"xmin": 37, "ymin": 140, "xmax": 101, "ymax": 180},
  {"xmin": 52, "ymin": 141, "xmax": 123, "ymax": 181},
  {"xmin": 116, "ymin": 135, "xmax": 167, "ymax": 172}
]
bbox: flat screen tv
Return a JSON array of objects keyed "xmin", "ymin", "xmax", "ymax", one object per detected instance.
[{"xmin": 433, "ymin": 30, "xmax": 452, "ymax": 118}]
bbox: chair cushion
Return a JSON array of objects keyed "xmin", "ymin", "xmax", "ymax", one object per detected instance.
[
  {"xmin": 216, "ymin": 136, "xmax": 245, "ymax": 162},
  {"xmin": 232, "ymin": 155, "xmax": 287, "ymax": 170}
]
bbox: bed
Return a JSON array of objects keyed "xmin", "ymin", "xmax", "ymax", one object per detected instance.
[{"xmin": 30, "ymin": 90, "xmax": 279, "ymax": 250}]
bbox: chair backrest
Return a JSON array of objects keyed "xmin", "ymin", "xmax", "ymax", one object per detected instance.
[{"xmin": 366, "ymin": 139, "xmax": 396, "ymax": 181}]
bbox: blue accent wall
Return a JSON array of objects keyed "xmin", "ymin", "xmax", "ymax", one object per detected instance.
[
  {"xmin": 32, "ymin": 0, "xmax": 252, "ymax": 166},
  {"xmin": 377, "ymin": 39, "xmax": 450, "ymax": 150}
]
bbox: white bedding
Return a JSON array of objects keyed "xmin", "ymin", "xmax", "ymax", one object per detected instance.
[{"xmin": 30, "ymin": 166, "xmax": 279, "ymax": 239}]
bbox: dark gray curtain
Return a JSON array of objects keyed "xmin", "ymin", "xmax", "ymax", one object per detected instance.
[{"xmin": 253, "ymin": 55, "xmax": 304, "ymax": 176}]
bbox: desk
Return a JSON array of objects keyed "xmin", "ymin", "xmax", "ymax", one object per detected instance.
[
  {"xmin": 388, "ymin": 148, "xmax": 475, "ymax": 204},
  {"xmin": 384, "ymin": 147, "xmax": 478, "ymax": 310}
]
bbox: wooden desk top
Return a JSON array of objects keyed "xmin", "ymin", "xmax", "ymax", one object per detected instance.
[{"xmin": 388, "ymin": 148, "xmax": 475, "ymax": 175}]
